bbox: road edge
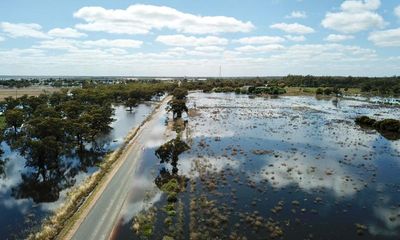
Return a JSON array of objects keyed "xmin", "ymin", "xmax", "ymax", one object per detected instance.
[{"xmin": 28, "ymin": 96, "xmax": 171, "ymax": 240}]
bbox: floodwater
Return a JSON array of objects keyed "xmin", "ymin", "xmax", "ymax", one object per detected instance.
[
  {"xmin": 113, "ymin": 93, "xmax": 400, "ymax": 240},
  {"xmin": 0, "ymin": 103, "xmax": 154, "ymax": 239}
]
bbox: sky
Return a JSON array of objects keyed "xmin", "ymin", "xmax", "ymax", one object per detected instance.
[{"xmin": 0, "ymin": 0, "xmax": 399, "ymax": 77}]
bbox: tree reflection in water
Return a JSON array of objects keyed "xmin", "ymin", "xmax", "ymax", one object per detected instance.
[
  {"xmin": 10, "ymin": 139, "xmax": 109, "ymax": 203},
  {"xmin": 154, "ymin": 120, "xmax": 190, "ymax": 199}
]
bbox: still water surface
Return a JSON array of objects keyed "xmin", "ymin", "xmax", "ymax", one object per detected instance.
[
  {"xmin": 0, "ymin": 103, "xmax": 154, "ymax": 239},
  {"xmin": 113, "ymin": 93, "xmax": 400, "ymax": 240}
]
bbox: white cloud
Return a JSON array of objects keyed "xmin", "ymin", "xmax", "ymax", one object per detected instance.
[
  {"xmin": 285, "ymin": 11, "xmax": 307, "ymax": 19},
  {"xmin": 0, "ymin": 22, "xmax": 50, "ymax": 39},
  {"xmin": 325, "ymin": 34, "xmax": 354, "ymax": 42},
  {"xmin": 105, "ymin": 48, "xmax": 128, "ymax": 55},
  {"xmin": 270, "ymin": 22, "xmax": 314, "ymax": 34},
  {"xmin": 0, "ymin": 42, "xmax": 394, "ymax": 77},
  {"xmin": 235, "ymin": 44, "xmax": 285, "ymax": 53},
  {"xmin": 155, "ymin": 35, "xmax": 228, "ymax": 47},
  {"xmin": 35, "ymin": 38, "xmax": 143, "ymax": 50},
  {"xmin": 159, "ymin": 46, "xmax": 224, "ymax": 57},
  {"xmin": 281, "ymin": 44, "xmax": 376, "ymax": 59},
  {"xmin": 48, "ymin": 27, "xmax": 87, "ymax": 38},
  {"xmin": 321, "ymin": 0, "xmax": 385, "ymax": 33},
  {"xmin": 194, "ymin": 46, "xmax": 225, "ymax": 52},
  {"xmin": 83, "ymin": 39, "xmax": 142, "ymax": 48},
  {"xmin": 74, "ymin": 4, "xmax": 254, "ymax": 35},
  {"xmin": 341, "ymin": 0, "xmax": 381, "ymax": 12},
  {"xmin": 35, "ymin": 38, "xmax": 78, "ymax": 50},
  {"xmin": 368, "ymin": 28, "xmax": 400, "ymax": 47},
  {"xmin": 0, "ymin": 36, "xmax": 4, "ymax": 42},
  {"xmin": 285, "ymin": 35, "xmax": 306, "ymax": 42},
  {"xmin": 395, "ymin": 5, "xmax": 400, "ymax": 18},
  {"xmin": 234, "ymin": 36, "xmax": 285, "ymax": 45}
]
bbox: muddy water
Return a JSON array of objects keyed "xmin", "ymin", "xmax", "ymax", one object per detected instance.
[
  {"xmin": 0, "ymin": 103, "xmax": 154, "ymax": 239},
  {"xmin": 114, "ymin": 93, "xmax": 400, "ymax": 240}
]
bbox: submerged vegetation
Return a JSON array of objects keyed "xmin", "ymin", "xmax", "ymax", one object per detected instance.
[
  {"xmin": 0, "ymin": 77, "xmax": 399, "ymax": 239},
  {"xmin": 121, "ymin": 92, "xmax": 400, "ymax": 240},
  {"xmin": 132, "ymin": 87, "xmax": 191, "ymax": 239}
]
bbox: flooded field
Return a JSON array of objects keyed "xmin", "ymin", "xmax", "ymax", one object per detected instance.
[
  {"xmin": 0, "ymin": 103, "xmax": 154, "ymax": 239},
  {"xmin": 113, "ymin": 93, "xmax": 400, "ymax": 240}
]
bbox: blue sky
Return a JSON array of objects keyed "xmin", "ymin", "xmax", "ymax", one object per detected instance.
[{"xmin": 0, "ymin": 0, "xmax": 399, "ymax": 76}]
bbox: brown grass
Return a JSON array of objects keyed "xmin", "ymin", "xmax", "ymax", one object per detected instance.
[{"xmin": 0, "ymin": 87, "xmax": 60, "ymax": 100}]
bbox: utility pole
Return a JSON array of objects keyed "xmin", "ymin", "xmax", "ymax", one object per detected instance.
[{"xmin": 219, "ymin": 65, "xmax": 222, "ymax": 78}]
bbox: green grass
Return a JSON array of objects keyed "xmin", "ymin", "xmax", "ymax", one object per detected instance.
[
  {"xmin": 0, "ymin": 115, "xmax": 5, "ymax": 130},
  {"xmin": 284, "ymin": 87, "xmax": 361, "ymax": 96}
]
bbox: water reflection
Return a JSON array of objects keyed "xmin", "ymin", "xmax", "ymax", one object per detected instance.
[
  {"xmin": 370, "ymin": 206, "xmax": 400, "ymax": 237},
  {"xmin": 11, "ymin": 167, "xmax": 73, "ymax": 203},
  {"xmin": 0, "ymin": 103, "xmax": 154, "ymax": 239},
  {"xmin": 114, "ymin": 93, "xmax": 400, "ymax": 239}
]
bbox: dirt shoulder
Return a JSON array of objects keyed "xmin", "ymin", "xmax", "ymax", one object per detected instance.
[{"xmin": 61, "ymin": 96, "xmax": 171, "ymax": 240}]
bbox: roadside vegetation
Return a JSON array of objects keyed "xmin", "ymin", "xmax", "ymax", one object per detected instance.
[
  {"xmin": 0, "ymin": 81, "xmax": 175, "ymax": 239},
  {"xmin": 132, "ymin": 86, "xmax": 190, "ymax": 239}
]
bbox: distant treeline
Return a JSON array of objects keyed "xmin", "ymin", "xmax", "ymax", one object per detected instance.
[
  {"xmin": 181, "ymin": 78, "xmax": 272, "ymax": 92},
  {"xmin": 0, "ymin": 78, "xmax": 154, "ymax": 88},
  {"xmin": 0, "ymin": 79, "xmax": 36, "ymax": 88},
  {"xmin": 179, "ymin": 76, "xmax": 399, "ymax": 96},
  {"xmin": 2, "ymin": 75, "xmax": 400, "ymax": 95},
  {"xmin": 274, "ymin": 75, "xmax": 400, "ymax": 95}
]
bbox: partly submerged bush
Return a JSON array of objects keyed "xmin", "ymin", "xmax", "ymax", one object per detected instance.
[
  {"xmin": 373, "ymin": 119, "xmax": 400, "ymax": 133},
  {"xmin": 355, "ymin": 116, "xmax": 400, "ymax": 140},
  {"xmin": 355, "ymin": 116, "xmax": 377, "ymax": 126}
]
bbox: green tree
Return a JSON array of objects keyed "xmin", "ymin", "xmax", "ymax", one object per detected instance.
[
  {"xmin": 155, "ymin": 136, "xmax": 190, "ymax": 173},
  {"xmin": 80, "ymin": 105, "xmax": 114, "ymax": 143},
  {"xmin": 172, "ymin": 88, "xmax": 188, "ymax": 100},
  {"xmin": 323, "ymin": 88, "xmax": 333, "ymax": 95},
  {"xmin": 166, "ymin": 99, "xmax": 188, "ymax": 119},
  {"xmin": 5, "ymin": 109, "xmax": 25, "ymax": 135},
  {"xmin": 125, "ymin": 98, "xmax": 138, "ymax": 112}
]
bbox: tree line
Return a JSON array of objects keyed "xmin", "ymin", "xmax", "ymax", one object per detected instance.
[
  {"xmin": 275, "ymin": 75, "xmax": 400, "ymax": 95},
  {"xmin": 0, "ymin": 81, "xmax": 175, "ymax": 202},
  {"xmin": 178, "ymin": 76, "xmax": 400, "ymax": 96}
]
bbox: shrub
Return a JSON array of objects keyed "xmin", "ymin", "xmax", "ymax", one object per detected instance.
[
  {"xmin": 373, "ymin": 119, "xmax": 400, "ymax": 132},
  {"xmin": 323, "ymin": 88, "xmax": 333, "ymax": 95},
  {"xmin": 355, "ymin": 116, "xmax": 376, "ymax": 126},
  {"xmin": 355, "ymin": 116, "xmax": 400, "ymax": 140}
]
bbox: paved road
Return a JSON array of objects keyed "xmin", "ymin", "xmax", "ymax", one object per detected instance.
[{"xmin": 70, "ymin": 98, "xmax": 169, "ymax": 240}]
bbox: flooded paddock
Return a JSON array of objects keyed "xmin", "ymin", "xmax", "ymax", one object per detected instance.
[
  {"xmin": 114, "ymin": 93, "xmax": 400, "ymax": 240},
  {"xmin": 0, "ymin": 103, "xmax": 155, "ymax": 239}
]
